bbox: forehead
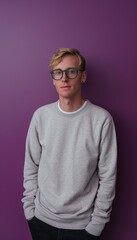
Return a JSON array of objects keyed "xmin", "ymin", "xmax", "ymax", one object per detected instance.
[{"xmin": 53, "ymin": 55, "xmax": 79, "ymax": 70}]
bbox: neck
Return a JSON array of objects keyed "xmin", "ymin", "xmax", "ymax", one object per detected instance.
[{"xmin": 59, "ymin": 97, "xmax": 85, "ymax": 112}]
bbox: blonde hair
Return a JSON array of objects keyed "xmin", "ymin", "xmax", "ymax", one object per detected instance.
[{"xmin": 49, "ymin": 48, "xmax": 86, "ymax": 70}]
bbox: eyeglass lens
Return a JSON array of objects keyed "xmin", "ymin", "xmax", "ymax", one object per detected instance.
[{"xmin": 51, "ymin": 68, "xmax": 80, "ymax": 80}]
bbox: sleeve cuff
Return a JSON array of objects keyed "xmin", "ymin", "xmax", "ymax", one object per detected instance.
[
  {"xmin": 85, "ymin": 222, "xmax": 105, "ymax": 236},
  {"xmin": 24, "ymin": 207, "xmax": 35, "ymax": 220}
]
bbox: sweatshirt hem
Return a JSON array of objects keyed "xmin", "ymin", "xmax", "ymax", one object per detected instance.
[{"xmin": 35, "ymin": 208, "xmax": 90, "ymax": 230}]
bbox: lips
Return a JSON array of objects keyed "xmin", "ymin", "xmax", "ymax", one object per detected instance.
[{"xmin": 60, "ymin": 86, "xmax": 71, "ymax": 88}]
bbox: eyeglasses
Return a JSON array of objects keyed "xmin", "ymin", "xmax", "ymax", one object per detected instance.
[{"xmin": 50, "ymin": 68, "xmax": 83, "ymax": 80}]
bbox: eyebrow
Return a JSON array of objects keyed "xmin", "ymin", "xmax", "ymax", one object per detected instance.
[{"xmin": 52, "ymin": 67, "xmax": 78, "ymax": 71}]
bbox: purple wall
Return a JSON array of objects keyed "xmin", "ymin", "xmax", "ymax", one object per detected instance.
[{"xmin": 0, "ymin": 0, "xmax": 137, "ymax": 239}]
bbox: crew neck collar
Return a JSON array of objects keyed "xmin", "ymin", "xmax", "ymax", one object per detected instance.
[{"xmin": 58, "ymin": 100, "xmax": 88, "ymax": 114}]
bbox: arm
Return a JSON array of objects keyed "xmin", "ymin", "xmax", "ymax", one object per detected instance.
[
  {"xmin": 22, "ymin": 112, "xmax": 41, "ymax": 220},
  {"xmin": 86, "ymin": 118, "xmax": 117, "ymax": 236}
]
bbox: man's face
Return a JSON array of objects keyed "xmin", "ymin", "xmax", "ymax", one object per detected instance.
[{"xmin": 52, "ymin": 55, "xmax": 86, "ymax": 100}]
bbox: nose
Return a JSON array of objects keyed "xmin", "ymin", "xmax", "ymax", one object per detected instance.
[{"xmin": 61, "ymin": 72, "xmax": 69, "ymax": 82}]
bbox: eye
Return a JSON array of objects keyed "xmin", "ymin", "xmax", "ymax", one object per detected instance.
[
  {"xmin": 68, "ymin": 68, "xmax": 76, "ymax": 74},
  {"xmin": 53, "ymin": 70, "xmax": 62, "ymax": 76}
]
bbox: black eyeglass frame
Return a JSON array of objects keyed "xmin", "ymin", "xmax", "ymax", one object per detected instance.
[{"xmin": 50, "ymin": 68, "xmax": 84, "ymax": 80}]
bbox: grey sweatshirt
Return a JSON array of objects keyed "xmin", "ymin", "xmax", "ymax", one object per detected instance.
[{"xmin": 22, "ymin": 100, "xmax": 117, "ymax": 236}]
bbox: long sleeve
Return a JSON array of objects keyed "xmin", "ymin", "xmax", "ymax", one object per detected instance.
[
  {"xmin": 85, "ymin": 118, "xmax": 117, "ymax": 236},
  {"xmin": 22, "ymin": 112, "xmax": 41, "ymax": 219}
]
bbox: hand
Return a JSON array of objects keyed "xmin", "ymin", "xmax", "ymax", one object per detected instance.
[{"xmin": 27, "ymin": 217, "xmax": 34, "ymax": 221}]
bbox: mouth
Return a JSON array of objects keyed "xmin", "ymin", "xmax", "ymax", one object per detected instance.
[{"xmin": 60, "ymin": 86, "xmax": 71, "ymax": 89}]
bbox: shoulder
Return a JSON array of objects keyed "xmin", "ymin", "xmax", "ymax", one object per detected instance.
[
  {"xmin": 32, "ymin": 101, "xmax": 58, "ymax": 120},
  {"xmin": 87, "ymin": 101, "xmax": 113, "ymax": 124}
]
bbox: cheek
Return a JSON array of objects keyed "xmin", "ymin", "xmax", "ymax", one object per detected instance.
[
  {"xmin": 53, "ymin": 80, "xmax": 56, "ymax": 86},
  {"xmin": 54, "ymin": 83, "xmax": 60, "ymax": 93},
  {"xmin": 73, "ymin": 80, "xmax": 82, "ymax": 89}
]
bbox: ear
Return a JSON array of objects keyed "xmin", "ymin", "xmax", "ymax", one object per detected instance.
[{"xmin": 81, "ymin": 71, "xmax": 87, "ymax": 83}]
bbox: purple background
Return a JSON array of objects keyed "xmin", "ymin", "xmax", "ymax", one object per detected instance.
[{"xmin": 0, "ymin": 0, "xmax": 137, "ymax": 239}]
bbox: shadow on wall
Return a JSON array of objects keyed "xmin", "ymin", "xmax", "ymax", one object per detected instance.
[
  {"xmin": 82, "ymin": 60, "xmax": 118, "ymax": 110},
  {"xmin": 83, "ymin": 61, "xmax": 137, "ymax": 239},
  {"xmin": 102, "ymin": 114, "xmax": 137, "ymax": 240}
]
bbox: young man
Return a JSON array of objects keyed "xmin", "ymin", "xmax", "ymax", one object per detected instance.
[{"xmin": 22, "ymin": 48, "xmax": 117, "ymax": 240}]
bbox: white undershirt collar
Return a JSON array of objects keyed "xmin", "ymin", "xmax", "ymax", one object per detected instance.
[{"xmin": 58, "ymin": 100, "xmax": 87, "ymax": 114}]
